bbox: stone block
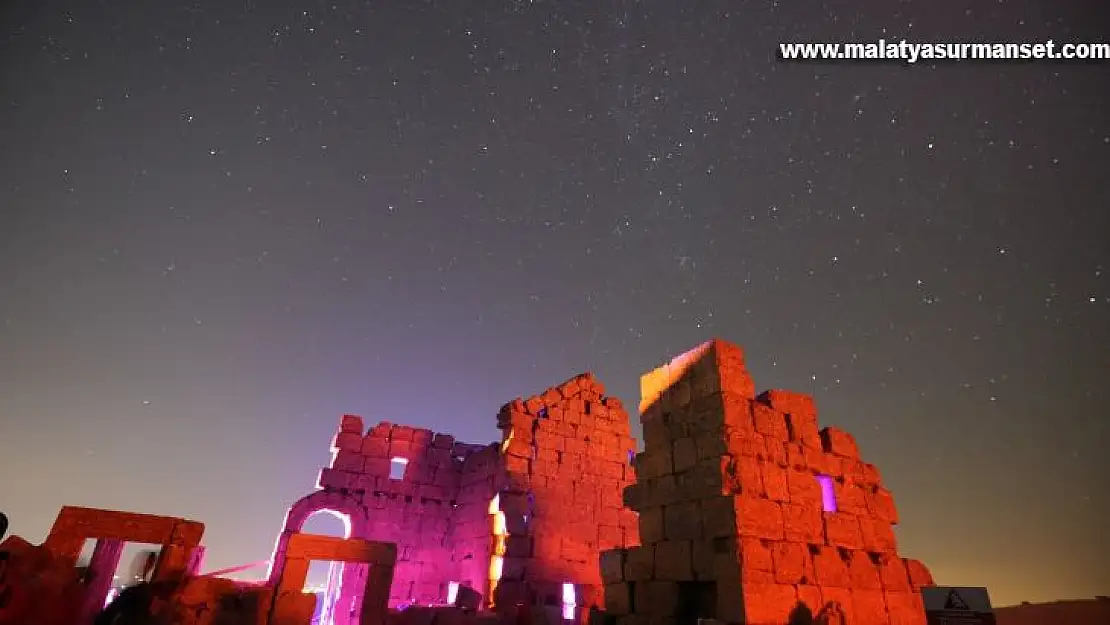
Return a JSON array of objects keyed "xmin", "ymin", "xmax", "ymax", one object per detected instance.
[
  {"xmin": 623, "ymin": 545, "xmax": 654, "ymax": 581},
  {"xmin": 735, "ymin": 455, "xmax": 764, "ymax": 497},
  {"xmin": 693, "ymin": 433, "xmax": 728, "ymax": 460},
  {"xmin": 653, "ymin": 540, "xmax": 693, "ymax": 581},
  {"xmin": 811, "ymin": 545, "xmax": 851, "ymax": 587},
  {"xmin": 733, "ymin": 496, "xmax": 785, "ymax": 541},
  {"xmin": 728, "ymin": 431, "xmax": 766, "ymax": 458},
  {"xmin": 903, "ymin": 558, "xmax": 934, "ymax": 589},
  {"xmin": 340, "ymin": 414, "xmax": 364, "ymax": 433},
  {"xmin": 851, "ymin": 589, "xmax": 891, "ymax": 625},
  {"xmin": 752, "ymin": 403, "xmax": 790, "ymax": 441},
  {"xmin": 663, "ymin": 500, "xmax": 702, "ymax": 540},
  {"xmin": 766, "ymin": 439, "xmax": 788, "ymax": 467},
  {"xmin": 671, "ymin": 437, "xmax": 698, "ymax": 473},
  {"xmin": 787, "ymin": 469, "xmax": 823, "ymax": 507},
  {"xmin": 738, "ymin": 536, "xmax": 774, "ymax": 574},
  {"xmin": 599, "ymin": 550, "xmax": 625, "ymax": 584},
  {"xmin": 884, "ymin": 591, "xmax": 926, "ymax": 625},
  {"xmin": 604, "ymin": 582, "xmax": 634, "ymax": 615},
  {"xmin": 866, "ymin": 488, "xmax": 900, "ymax": 524},
  {"xmin": 847, "ymin": 549, "xmax": 883, "ymax": 589},
  {"xmin": 638, "ymin": 506, "xmax": 664, "ymax": 543},
  {"xmin": 820, "ymin": 427, "xmax": 860, "ymax": 459},
  {"xmin": 762, "ymin": 463, "xmax": 789, "ymax": 502},
  {"xmin": 786, "ymin": 411, "xmax": 822, "ymax": 450},
  {"xmin": 874, "ymin": 553, "xmax": 911, "ymax": 592},
  {"xmin": 756, "ymin": 389, "xmax": 816, "ymax": 417},
  {"xmin": 740, "ymin": 582, "xmax": 798, "ymax": 624},
  {"xmin": 770, "ymin": 540, "xmax": 813, "ymax": 585},
  {"xmin": 804, "ymin": 447, "xmax": 841, "ymax": 477},
  {"xmin": 859, "ymin": 517, "xmax": 898, "ymax": 553},
  {"xmin": 796, "ymin": 584, "xmax": 824, "ymax": 616},
  {"xmin": 820, "ymin": 587, "xmax": 857, "ymax": 624},
  {"xmin": 333, "ymin": 450, "xmax": 365, "ymax": 472},
  {"xmin": 334, "ymin": 431, "xmax": 363, "ymax": 453},
  {"xmin": 834, "ymin": 482, "xmax": 869, "ymax": 516},
  {"xmin": 782, "ymin": 503, "xmax": 824, "ymax": 544},
  {"xmin": 700, "ymin": 496, "xmax": 736, "ymax": 538},
  {"xmin": 638, "ymin": 580, "xmax": 680, "ymax": 616},
  {"xmin": 824, "ymin": 513, "xmax": 864, "ymax": 549}
]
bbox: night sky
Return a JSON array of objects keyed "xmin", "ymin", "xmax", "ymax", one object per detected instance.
[{"xmin": 1, "ymin": 0, "xmax": 1108, "ymax": 607}]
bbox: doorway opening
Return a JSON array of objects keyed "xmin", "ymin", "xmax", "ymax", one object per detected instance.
[
  {"xmin": 675, "ymin": 581, "xmax": 716, "ymax": 625},
  {"xmin": 301, "ymin": 509, "xmax": 354, "ymax": 625}
]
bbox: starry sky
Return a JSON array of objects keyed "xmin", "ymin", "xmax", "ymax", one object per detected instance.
[{"xmin": 1, "ymin": 0, "xmax": 1108, "ymax": 607}]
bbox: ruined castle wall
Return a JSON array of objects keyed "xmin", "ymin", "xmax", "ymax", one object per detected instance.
[
  {"xmin": 317, "ymin": 419, "xmax": 481, "ymax": 607},
  {"xmin": 494, "ymin": 373, "xmax": 640, "ymax": 615},
  {"xmin": 602, "ymin": 340, "xmax": 935, "ymax": 625}
]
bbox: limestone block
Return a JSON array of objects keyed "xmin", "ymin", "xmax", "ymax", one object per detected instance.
[
  {"xmin": 652, "ymin": 540, "xmax": 693, "ymax": 581},
  {"xmin": 787, "ymin": 469, "xmax": 824, "ymax": 508},
  {"xmin": 733, "ymin": 496, "xmax": 785, "ymax": 541},
  {"xmin": 866, "ymin": 488, "xmax": 900, "ymax": 524},
  {"xmin": 847, "ymin": 550, "xmax": 883, "ymax": 590},
  {"xmin": 740, "ymin": 582, "xmax": 798, "ymax": 624},
  {"xmin": 752, "ymin": 403, "xmax": 790, "ymax": 441},
  {"xmin": 811, "ymin": 545, "xmax": 852, "ymax": 587},
  {"xmin": 859, "ymin": 517, "xmax": 898, "ymax": 553},
  {"xmin": 824, "ymin": 513, "xmax": 865, "ymax": 550},
  {"xmin": 874, "ymin": 553, "xmax": 911, "ymax": 592},
  {"xmin": 603, "ymin": 582, "xmax": 634, "ymax": 615},
  {"xmin": 663, "ymin": 501, "xmax": 702, "ymax": 540},
  {"xmin": 797, "ymin": 584, "xmax": 824, "ymax": 615},
  {"xmin": 340, "ymin": 414, "xmax": 364, "ymax": 433},
  {"xmin": 623, "ymin": 545, "xmax": 654, "ymax": 581},
  {"xmin": 820, "ymin": 427, "xmax": 860, "ymax": 459},
  {"xmin": 884, "ymin": 590, "xmax": 926, "ymax": 625},
  {"xmin": 770, "ymin": 540, "xmax": 814, "ymax": 585},
  {"xmin": 850, "ymin": 588, "xmax": 891, "ymax": 625},
  {"xmin": 762, "ymin": 463, "xmax": 790, "ymax": 503},
  {"xmin": 903, "ymin": 558, "xmax": 935, "ymax": 590}
]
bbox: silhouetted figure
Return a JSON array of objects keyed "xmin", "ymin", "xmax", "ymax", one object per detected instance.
[
  {"xmin": 787, "ymin": 601, "xmax": 815, "ymax": 625},
  {"xmin": 815, "ymin": 601, "xmax": 847, "ymax": 625}
]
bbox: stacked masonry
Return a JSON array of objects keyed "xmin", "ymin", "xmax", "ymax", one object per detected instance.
[
  {"xmin": 599, "ymin": 340, "xmax": 935, "ymax": 625},
  {"xmin": 319, "ymin": 417, "xmax": 494, "ymax": 607},
  {"xmin": 307, "ymin": 373, "xmax": 641, "ymax": 614},
  {"xmin": 493, "ymin": 373, "xmax": 641, "ymax": 616}
]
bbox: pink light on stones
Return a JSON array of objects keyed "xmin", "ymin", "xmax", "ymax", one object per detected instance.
[
  {"xmin": 816, "ymin": 475, "xmax": 837, "ymax": 512},
  {"xmin": 562, "ymin": 583, "xmax": 577, "ymax": 620}
]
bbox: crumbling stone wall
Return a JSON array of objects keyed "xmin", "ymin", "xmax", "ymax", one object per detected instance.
[
  {"xmin": 492, "ymin": 373, "xmax": 640, "ymax": 615},
  {"xmin": 301, "ymin": 372, "xmax": 641, "ymax": 616},
  {"xmin": 600, "ymin": 339, "xmax": 935, "ymax": 625},
  {"xmin": 313, "ymin": 417, "xmax": 486, "ymax": 607}
]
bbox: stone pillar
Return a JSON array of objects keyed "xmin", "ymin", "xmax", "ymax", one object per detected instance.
[
  {"xmin": 359, "ymin": 563, "xmax": 394, "ymax": 625},
  {"xmin": 185, "ymin": 546, "xmax": 206, "ymax": 576},
  {"xmin": 80, "ymin": 538, "xmax": 124, "ymax": 625}
]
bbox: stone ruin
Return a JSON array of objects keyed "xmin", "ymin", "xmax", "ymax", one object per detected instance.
[
  {"xmin": 599, "ymin": 340, "xmax": 934, "ymax": 625},
  {"xmin": 0, "ymin": 339, "xmax": 936, "ymax": 625}
]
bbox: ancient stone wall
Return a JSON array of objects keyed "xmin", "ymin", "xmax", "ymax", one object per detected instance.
[
  {"xmin": 316, "ymin": 416, "xmax": 489, "ymax": 607},
  {"xmin": 492, "ymin": 373, "xmax": 640, "ymax": 616},
  {"xmin": 601, "ymin": 339, "xmax": 935, "ymax": 625}
]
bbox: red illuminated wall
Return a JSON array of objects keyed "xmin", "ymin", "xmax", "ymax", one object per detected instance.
[{"xmin": 600, "ymin": 339, "xmax": 936, "ymax": 625}]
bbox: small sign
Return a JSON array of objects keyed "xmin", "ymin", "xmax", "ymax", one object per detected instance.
[{"xmin": 922, "ymin": 587, "xmax": 996, "ymax": 625}]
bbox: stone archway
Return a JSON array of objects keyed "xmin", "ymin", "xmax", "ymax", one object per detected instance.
[{"xmin": 267, "ymin": 491, "xmax": 372, "ymax": 625}]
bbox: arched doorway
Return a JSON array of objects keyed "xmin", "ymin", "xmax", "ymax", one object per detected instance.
[{"xmin": 268, "ymin": 492, "xmax": 371, "ymax": 625}]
